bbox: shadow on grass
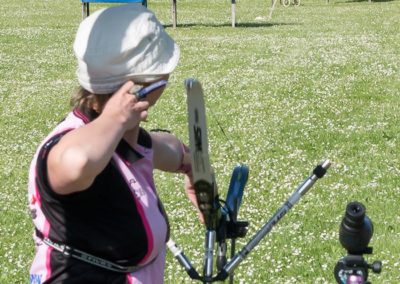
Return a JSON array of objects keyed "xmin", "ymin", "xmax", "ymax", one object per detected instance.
[{"xmin": 164, "ymin": 21, "xmax": 300, "ymax": 29}]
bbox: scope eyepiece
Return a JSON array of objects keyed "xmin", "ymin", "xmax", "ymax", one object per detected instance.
[
  {"xmin": 343, "ymin": 202, "xmax": 367, "ymax": 227},
  {"xmin": 339, "ymin": 201, "xmax": 373, "ymax": 255}
]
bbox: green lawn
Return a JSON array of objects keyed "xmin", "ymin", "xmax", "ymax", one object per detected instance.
[{"xmin": 1, "ymin": 0, "xmax": 399, "ymax": 283}]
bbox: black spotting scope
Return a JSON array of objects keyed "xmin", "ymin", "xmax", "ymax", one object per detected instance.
[{"xmin": 334, "ymin": 201, "xmax": 382, "ymax": 284}]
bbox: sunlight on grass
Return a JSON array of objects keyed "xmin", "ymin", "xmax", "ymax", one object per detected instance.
[{"xmin": 1, "ymin": 0, "xmax": 399, "ymax": 283}]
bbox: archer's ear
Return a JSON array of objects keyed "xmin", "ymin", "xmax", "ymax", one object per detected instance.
[
  {"xmin": 90, "ymin": 94, "xmax": 112, "ymax": 114},
  {"xmin": 90, "ymin": 101, "xmax": 101, "ymax": 113}
]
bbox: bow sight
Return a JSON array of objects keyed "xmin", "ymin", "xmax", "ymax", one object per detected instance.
[{"xmin": 167, "ymin": 78, "xmax": 331, "ymax": 283}]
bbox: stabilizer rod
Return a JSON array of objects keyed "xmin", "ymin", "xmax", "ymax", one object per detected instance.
[{"xmin": 215, "ymin": 160, "xmax": 331, "ymax": 281}]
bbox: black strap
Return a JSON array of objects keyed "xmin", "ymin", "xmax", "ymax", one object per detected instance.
[{"xmin": 36, "ymin": 230, "xmax": 152, "ymax": 273}]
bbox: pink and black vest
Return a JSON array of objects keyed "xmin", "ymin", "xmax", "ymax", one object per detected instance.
[{"xmin": 28, "ymin": 109, "xmax": 168, "ymax": 283}]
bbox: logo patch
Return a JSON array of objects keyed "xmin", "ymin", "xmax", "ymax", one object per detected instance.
[{"xmin": 30, "ymin": 274, "xmax": 42, "ymax": 284}]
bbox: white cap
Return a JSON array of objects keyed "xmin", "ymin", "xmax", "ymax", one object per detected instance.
[{"xmin": 73, "ymin": 5, "xmax": 180, "ymax": 94}]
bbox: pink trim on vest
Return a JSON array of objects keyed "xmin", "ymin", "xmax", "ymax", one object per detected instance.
[
  {"xmin": 127, "ymin": 274, "xmax": 134, "ymax": 284},
  {"xmin": 45, "ymin": 244, "xmax": 53, "ymax": 281},
  {"xmin": 112, "ymin": 154, "xmax": 154, "ymax": 265},
  {"xmin": 126, "ymin": 248, "xmax": 166, "ymax": 284},
  {"xmin": 34, "ymin": 166, "xmax": 53, "ymax": 280},
  {"xmin": 28, "ymin": 115, "xmax": 86, "ymax": 280},
  {"xmin": 73, "ymin": 108, "xmax": 91, "ymax": 123},
  {"xmin": 131, "ymin": 187, "xmax": 154, "ymax": 265}
]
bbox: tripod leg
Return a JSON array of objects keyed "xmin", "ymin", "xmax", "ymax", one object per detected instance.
[{"xmin": 268, "ymin": 0, "xmax": 278, "ymax": 20}]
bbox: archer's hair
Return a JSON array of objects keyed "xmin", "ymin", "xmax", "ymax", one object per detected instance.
[{"xmin": 70, "ymin": 87, "xmax": 111, "ymax": 114}]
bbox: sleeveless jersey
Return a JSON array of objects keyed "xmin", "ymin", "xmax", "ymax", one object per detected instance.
[{"xmin": 28, "ymin": 109, "xmax": 168, "ymax": 283}]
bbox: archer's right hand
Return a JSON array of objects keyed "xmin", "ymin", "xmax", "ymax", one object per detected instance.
[{"xmin": 101, "ymin": 81, "xmax": 150, "ymax": 131}]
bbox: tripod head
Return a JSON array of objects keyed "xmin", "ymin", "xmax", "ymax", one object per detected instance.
[{"xmin": 334, "ymin": 201, "xmax": 382, "ymax": 284}]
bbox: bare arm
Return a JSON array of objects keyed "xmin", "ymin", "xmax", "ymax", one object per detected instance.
[
  {"xmin": 152, "ymin": 132, "xmax": 204, "ymax": 223},
  {"xmin": 47, "ymin": 81, "xmax": 149, "ymax": 195},
  {"xmin": 151, "ymin": 131, "xmax": 188, "ymax": 173}
]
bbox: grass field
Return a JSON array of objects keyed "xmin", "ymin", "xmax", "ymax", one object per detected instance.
[{"xmin": 1, "ymin": 0, "xmax": 399, "ymax": 283}]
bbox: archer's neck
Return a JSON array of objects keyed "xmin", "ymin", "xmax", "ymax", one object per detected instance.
[{"xmin": 123, "ymin": 126, "xmax": 140, "ymax": 146}]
